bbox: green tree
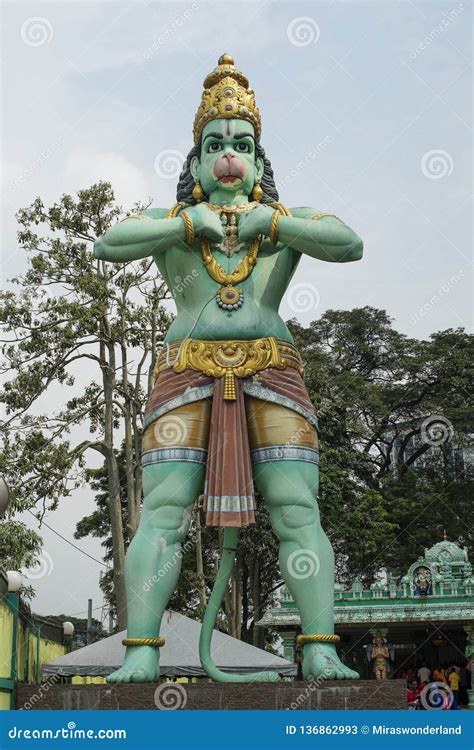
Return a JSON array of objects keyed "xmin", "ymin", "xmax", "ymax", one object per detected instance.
[
  {"xmin": 289, "ymin": 308, "xmax": 473, "ymax": 580},
  {"xmin": 0, "ymin": 183, "xmax": 171, "ymax": 626}
]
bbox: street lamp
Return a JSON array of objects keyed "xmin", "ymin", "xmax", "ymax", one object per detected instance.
[
  {"xmin": 6, "ymin": 570, "xmax": 22, "ymax": 593},
  {"xmin": 63, "ymin": 621, "xmax": 74, "ymax": 653}
]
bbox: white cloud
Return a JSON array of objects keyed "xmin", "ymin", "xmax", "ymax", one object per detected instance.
[{"xmin": 64, "ymin": 148, "xmax": 152, "ymax": 209}]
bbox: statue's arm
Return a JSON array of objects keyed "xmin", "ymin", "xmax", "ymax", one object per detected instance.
[
  {"xmin": 94, "ymin": 208, "xmax": 185, "ymax": 262},
  {"xmin": 280, "ymin": 207, "xmax": 363, "ymax": 263}
]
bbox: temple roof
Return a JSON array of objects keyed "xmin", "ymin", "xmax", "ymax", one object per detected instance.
[{"xmin": 424, "ymin": 539, "xmax": 467, "ymax": 565}]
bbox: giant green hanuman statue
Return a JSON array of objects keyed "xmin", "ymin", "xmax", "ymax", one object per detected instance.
[{"xmin": 95, "ymin": 54, "xmax": 363, "ymax": 683}]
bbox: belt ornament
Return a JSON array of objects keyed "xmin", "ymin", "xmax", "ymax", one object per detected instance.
[{"xmin": 155, "ymin": 337, "xmax": 303, "ymax": 401}]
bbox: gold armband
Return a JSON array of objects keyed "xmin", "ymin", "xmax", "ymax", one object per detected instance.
[
  {"xmin": 269, "ymin": 210, "xmax": 281, "ymax": 245},
  {"xmin": 119, "ymin": 213, "xmax": 150, "ymax": 223},
  {"xmin": 310, "ymin": 212, "xmax": 340, "ymax": 221},
  {"xmin": 180, "ymin": 210, "xmax": 195, "ymax": 247}
]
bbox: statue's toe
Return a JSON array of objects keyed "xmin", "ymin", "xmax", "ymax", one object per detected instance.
[
  {"xmin": 130, "ymin": 668, "xmax": 148, "ymax": 683},
  {"xmin": 106, "ymin": 668, "xmax": 129, "ymax": 683}
]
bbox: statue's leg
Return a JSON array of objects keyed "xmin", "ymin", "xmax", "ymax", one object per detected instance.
[
  {"xmin": 107, "ymin": 460, "xmax": 204, "ymax": 683},
  {"xmin": 253, "ymin": 459, "xmax": 359, "ymax": 680}
]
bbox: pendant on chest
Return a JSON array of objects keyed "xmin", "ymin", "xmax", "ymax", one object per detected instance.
[
  {"xmin": 219, "ymin": 212, "xmax": 244, "ymax": 257},
  {"xmin": 216, "ymin": 284, "xmax": 244, "ymax": 311}
]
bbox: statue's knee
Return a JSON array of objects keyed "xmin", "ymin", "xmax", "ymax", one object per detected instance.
[
  {"xmin": 141, "ymin": 501, "xmax": 193, "ymax": 541},
  {"xmin": 274, "ymin": 502, "xmax": 319, "ymax": 535},
  {"xmin": 142, "ymin": 464, "xmax": 202, "ymax": 513}
]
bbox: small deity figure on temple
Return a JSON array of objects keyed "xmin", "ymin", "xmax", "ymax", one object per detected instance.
[
  {"xmin": 368, "ymin": 631, "xmax": 392, "ymax": 681},
  {"xmin": 414, "ymin": 566, "xmax": 433, "ymax": 596}
]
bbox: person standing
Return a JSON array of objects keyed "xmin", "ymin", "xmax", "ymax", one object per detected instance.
[
  {"xmin": 417, "ymin": 663, "xmax": 431, "ymax": 684},
  {"xmin": 433, "ymin": 665, "xmax": 447, "ymax": 683},
  {"xmin": 448, "ymin": 667, "xmax": 460, "ymax": 704}
]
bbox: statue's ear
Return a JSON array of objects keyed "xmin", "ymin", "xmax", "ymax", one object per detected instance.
[
  {"xmin": 255, "ymin": 156, "xmax": 264, "ymax": 183},
  {"xmin": 190, "ymin": 155, "xmax": 200, "ymax": 181}
]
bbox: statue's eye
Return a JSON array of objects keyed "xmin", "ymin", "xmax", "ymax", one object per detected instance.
[
  {"xmin": 235, "ymin": 142, "xmax": 251, "ymax": 153},
  {"xmin": 208, "ymin": 142, "xmax": 222, "ymax": 152}
]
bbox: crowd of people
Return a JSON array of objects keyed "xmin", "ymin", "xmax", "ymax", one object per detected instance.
[{"xmin": 402, "ymin": 661, "xmax": 470, "ymax": 709}]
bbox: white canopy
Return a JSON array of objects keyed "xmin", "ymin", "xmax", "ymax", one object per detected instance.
[{"xmin": 43, "ymin": 610, "xmax": 296, "ymax": 677}]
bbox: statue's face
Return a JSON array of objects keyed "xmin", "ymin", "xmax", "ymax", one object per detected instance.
[{"xmin": 191, "ymin": 118, "xmax": 264, "ymax": 199}]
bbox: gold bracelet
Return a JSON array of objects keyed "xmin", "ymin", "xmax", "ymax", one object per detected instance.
[
  {"xmin": 180, "ymin": 210, "xmax": 194, "ymax": 247},
  {"xmin": 310, "ymin": 212, "xmax": 340, "ymax": 221},
  {"xmin": 165, "ymin": 202, "xmax": 187, "ymax": 219},
  {"xmin": 122, "ymin": 637, "xmax": 165, "ymax": 647},
  {"xmin": 296, "ymin": 634, "xmax": 340, "ymax": 645},
  {"xmin": 269, "ymin": 210, "xmax": 280, "ymax": 245}
]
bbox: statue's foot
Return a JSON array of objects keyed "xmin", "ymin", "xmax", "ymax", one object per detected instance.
[
  {"xmin": 302, "ymin": 643, "xmax": 359, "ymax": 680},
  {"xmin": 106, "ymin": 646, "xmax": 160, "ymax": 683}
]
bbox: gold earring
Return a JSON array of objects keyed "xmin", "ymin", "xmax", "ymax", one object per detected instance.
[
  {"xmin": 192, "ymin": 181, "xmax": 204, "ymax": 202},
  {"xmin": 252, "ymin": 181, "xmax": 263, "ymax": 202}
]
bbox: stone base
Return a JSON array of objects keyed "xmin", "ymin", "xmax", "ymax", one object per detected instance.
[{"xmin": 16, "ymin": 680, "xmax": 406, "ymax": 711}]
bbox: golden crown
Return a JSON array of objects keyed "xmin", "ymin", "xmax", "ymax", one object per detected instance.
[{"xmin": 193, "ymin": 54, "xmax": 261, "ymax": 144}]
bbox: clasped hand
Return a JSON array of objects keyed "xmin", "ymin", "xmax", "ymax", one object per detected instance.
[{"xmin": 184, "ymin": 203, "xmax": 275, "ymax": 244}]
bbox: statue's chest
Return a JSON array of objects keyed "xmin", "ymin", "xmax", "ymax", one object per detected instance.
[
  {"xmin": 157, "ymin": 242, "xmax": 294, "ymax": 302},
  {"xmin": 167, "ymin": 240, "xmax": 286, "ymax": 273}
]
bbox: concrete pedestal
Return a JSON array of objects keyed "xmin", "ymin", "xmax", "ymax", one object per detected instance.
[{"xmin": 16, "ymin": 679, "xmax": 406, "ymax": 711}]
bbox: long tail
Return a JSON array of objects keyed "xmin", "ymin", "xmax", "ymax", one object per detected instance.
[{"xmin": 198, "ymin": 527, "xmax": 280, "ymax": 683}]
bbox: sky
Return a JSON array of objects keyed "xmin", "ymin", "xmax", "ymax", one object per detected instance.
[{"xmin": 1, "ymin": 0, "xmax": 472, "ymax": 620}]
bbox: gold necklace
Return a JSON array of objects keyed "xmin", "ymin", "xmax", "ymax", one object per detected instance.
[
  {"xmin": 201, "ymin": 235, "xmax": 262, "ymax": 310},
  {"xmin": 206, "ymin": 201, "xmax": 260, "ymax": 213}
]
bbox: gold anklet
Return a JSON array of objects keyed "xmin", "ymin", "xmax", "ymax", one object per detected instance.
[
  {"xmin": 122, "ymin": 637, "xmax": 165, "ymax": 647},
  {"xmin": 296, "ymin": 634, "xmax": 340, "ymax": 645}
]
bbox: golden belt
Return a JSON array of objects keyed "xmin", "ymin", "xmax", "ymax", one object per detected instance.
[{"xmin": 155, "ymin": 337, "xmax": 304, "ymax": 400}]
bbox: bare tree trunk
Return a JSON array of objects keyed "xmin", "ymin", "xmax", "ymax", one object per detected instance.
[
  {"xmin": 121, "ymin": 339, "xmax": 138, "ymax": 539},
  {"xmin": 100, "ymin": 312, "xmax": 127, "ymax": 629}
]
